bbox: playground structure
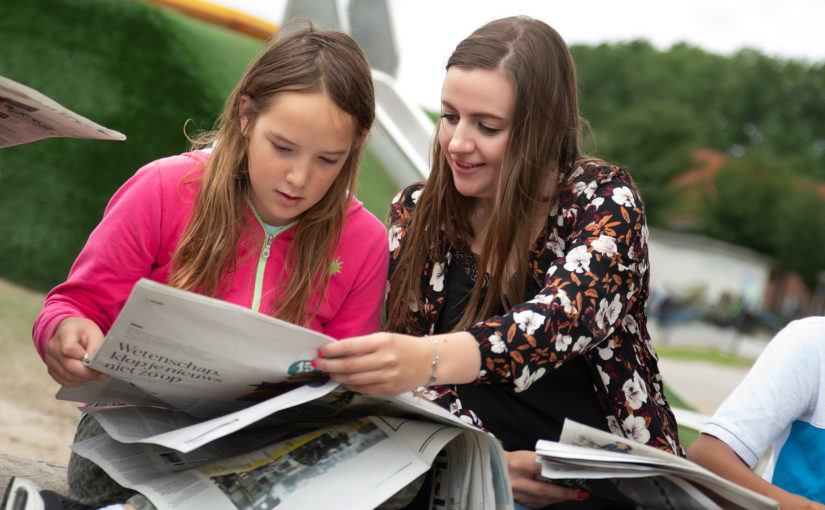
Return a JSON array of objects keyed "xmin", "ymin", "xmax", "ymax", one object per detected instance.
[
  {"xmin": 141, "ymin": 0, "xmax": 433, "ymax": 187},
  {"xmin": 136, "ymin": 0, "xmax": 278, "ymax": 39}
]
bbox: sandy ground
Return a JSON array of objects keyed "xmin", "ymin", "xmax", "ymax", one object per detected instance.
[
  {"xmin": 649, "ymin": 320, "xmax": 768, "ymax": 416},
  {"xmin": 0, "ymin": 279, "xmax": 78, "ymax": 466},
  {"xmin": 656, "ymin": 358, "xmax": 751, "ymax": 416}
]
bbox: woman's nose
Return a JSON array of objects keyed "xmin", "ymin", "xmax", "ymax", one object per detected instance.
[{"xmin": 448, "ymin": 123, "xmax": 474, "ymax": 154}]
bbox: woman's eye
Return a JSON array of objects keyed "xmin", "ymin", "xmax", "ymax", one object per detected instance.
[
  {"xmin": 440, "ymin": 113, "xmax": 458, "ymax": 124},
  {"xmin": 479, "ymin": 123, "xmax": 501, "ymax": 135}
]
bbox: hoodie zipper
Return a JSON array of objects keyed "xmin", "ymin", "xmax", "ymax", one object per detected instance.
[{"xmin": 245, "ymin": 197, "xmax": 295, "ymax": 313}]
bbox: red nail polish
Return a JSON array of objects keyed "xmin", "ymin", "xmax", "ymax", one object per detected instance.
[
  {"xmin": 311, "ymin": 359, "xmax": 318, "ymax": 368},
  {"xmin": 317, "ymin": 348, "xmax": 324, "ymax": 357},
  {"xmin": 577, "ymin": 490, "xmax": 590, "ymax": 500}
]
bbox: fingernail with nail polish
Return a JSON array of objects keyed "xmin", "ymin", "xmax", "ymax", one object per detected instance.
[
  {"xmin": 577, "ymin": 490, "xmax": 590, "ymax": 500},
  {"xmin": 311, "ymin": 359, "xmax": 318, "ymax": 368}
]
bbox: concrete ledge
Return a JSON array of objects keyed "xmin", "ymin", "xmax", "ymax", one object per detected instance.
[{"xmin": 0, "ymin": 454, "xmax": 68, "ymax": 498}]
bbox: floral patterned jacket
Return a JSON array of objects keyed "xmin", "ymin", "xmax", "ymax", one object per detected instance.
[{"xmin": 387, "ymin": 162, "xmax": 683, "ymax": 455}]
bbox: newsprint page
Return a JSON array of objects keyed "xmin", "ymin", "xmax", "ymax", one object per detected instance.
[
  {"xmin": 538, "ymin": 419, "xmax": 780, "ymax": 510},
  {"xmin": 57, "ymin": 279, "xmax": 513, "ymax": 510},
  {"xmin": 0, "ymin": 74, "xmax": 125, "ymax": 147}
]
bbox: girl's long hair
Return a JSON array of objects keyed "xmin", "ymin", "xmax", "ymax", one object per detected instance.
[
  {"xmin": 387, "ymin": 16, "xmax": 596, "ymax": 331},
  {"xmin": 170, "ymin": 23, "xmax": 375, "ymax": 326}
]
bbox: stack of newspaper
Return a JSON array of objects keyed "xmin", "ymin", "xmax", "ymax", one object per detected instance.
[
  {"xmin": 57, "ymin": 279, "xmax": 780, "ymax": 510},
  {"xmin": 57, "ymin": 279, "xmax": 513, "ymax": 510},
  {"xmin": 537, "ymin": 420, "xmax": 780, "ymax": 510},
  {"xmin": 0, "ymin": 74, "xmax": 125, "ymax": 148}
]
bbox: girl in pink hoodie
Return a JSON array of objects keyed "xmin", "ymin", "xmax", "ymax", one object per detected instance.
[{"xmin": 27, "ymin": 23, "xmax": 388, "ymax": 510}]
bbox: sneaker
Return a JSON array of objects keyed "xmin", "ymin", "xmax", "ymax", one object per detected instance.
[
  {"xmin": 1, "ymin": 479, "xmax": 94, "ymax": 510},
  {"xmin": 2, "ymin": 478, "xmax": 44, "ymax": 510}
]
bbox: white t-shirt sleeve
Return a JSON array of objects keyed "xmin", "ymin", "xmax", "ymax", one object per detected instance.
[{"xmin": 700, "ymin": 317, "xmax": 825, "ymax": 468}]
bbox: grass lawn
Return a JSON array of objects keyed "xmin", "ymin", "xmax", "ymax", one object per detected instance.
[
  {"xmin": 656, "ymin": 346, "xmax": 755, "ymax": 368},
  {"xmin": 665, "ymin": 385, "xmax": 700, "ymax": 448}
]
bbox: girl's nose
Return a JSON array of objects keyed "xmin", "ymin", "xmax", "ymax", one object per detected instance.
[{"xmin": 286, "ymin": 159, "xmax": 310, "ymax": 188}]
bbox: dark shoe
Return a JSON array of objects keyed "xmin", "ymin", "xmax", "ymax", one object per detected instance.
[
  {"xmin": 39, "ymin": 492, "xmax": 93, "ymax": 510},
  {"xmin": 2, "ymin": 479, "xmax": 94, "ymax": 510}
]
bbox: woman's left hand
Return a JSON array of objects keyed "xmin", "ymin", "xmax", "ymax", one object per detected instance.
[
  {"xmin": 314, "ymin": 332, "xmax": 433, "ymax": 394},
  {"xmin": 506, "ymin": 450, "xmax": 590, "ymax": 507}
]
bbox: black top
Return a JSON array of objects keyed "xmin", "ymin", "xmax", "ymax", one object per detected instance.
[
  {"xmin": 433, "ymin": 249, "xmax": 609, "ymax": 450},
  {"xmin": 433, "ymin": 251, "xmax": 624, "ymax": 509}
]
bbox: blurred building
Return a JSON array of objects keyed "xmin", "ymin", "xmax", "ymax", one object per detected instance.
[{"xmin": 648, "ymin": 228, "xmax": 772, "ymax": 313}]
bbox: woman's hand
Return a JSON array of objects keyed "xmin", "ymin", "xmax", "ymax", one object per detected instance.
[
  {"xmin": 314, "ymin": 331, "xmax": 481, "ymax": 395},
  {"xmin": 506, "ymin": 450, "xmax": 589, "ymax": 508},
  {"xmin": 45, "ymin": 317, "xmax": 109, "ymax": 387},
  {"xmin": 314, "ymin": 332, "xmax": 433, "ymax": 394}
]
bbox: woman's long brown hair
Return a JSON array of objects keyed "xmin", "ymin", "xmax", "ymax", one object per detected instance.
[
  {"xmin": 170, "ymin": 23, "xmax": 375, "ymax": 326},
  {"xmin": 387, "ymin": 16, "xmax": 598, "ymax": 332}
]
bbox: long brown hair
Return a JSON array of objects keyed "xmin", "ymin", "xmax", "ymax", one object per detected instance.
[
  {"xmin": 170, "ymin": 22, "xmax": 375, "ymax": 326},
  {"xmin": 387, "ymin": 16, "xmax": 595, "ymax": 331}
]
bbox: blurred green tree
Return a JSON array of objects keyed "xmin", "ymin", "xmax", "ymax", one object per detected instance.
[
  {"xmin": 588, "ymin": 100, "xmax": 701, "ymax": 226},
  {"xmin": 700, "ymin": 149, "xmax": 825, "ymax": 285}
]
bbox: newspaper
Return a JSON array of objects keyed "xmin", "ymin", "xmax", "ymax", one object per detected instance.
[
  {"xmin": 0, "ymin": 74, "xmax": 125, "ymax": 147},
  {"xmin": 57, "ymin": 279, "xmax": 513, "ymax": 510},
  {"xmin": 535, "ymin": 419, "xmax": 780, "ymax": 510},
  {"xmin": 72, "ymin": 416, "xmax": 499, "ymax": 510}
]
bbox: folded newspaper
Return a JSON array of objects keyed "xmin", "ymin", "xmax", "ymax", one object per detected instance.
[
  {"xmin": 537, "ymin": 419, "xmax": 780, "ymax": 510},
  {"xmin": 0, "ymin": 74, "xmax": 125, "ymax": 147},
  {"xmin": 57, "ymin": 279, "xmax": 513, "ymax": 510}
]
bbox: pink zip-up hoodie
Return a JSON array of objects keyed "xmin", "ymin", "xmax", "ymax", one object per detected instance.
[{"xmin": 33, "ymin": 151, "xmax": 389, "ymax": 359}]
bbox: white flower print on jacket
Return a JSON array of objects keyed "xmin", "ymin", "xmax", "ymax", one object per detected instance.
[
  {"xmin": 622, "ymin": 370, "xmax": 649, "ymax": 410},
  {"xmin": 514, "ymin": 365, "xmax": 546, "ymax": 393},
  {"xmin": 591, "ymin": 235, "xmax": 618, "ymax": 257},
  {"xmin": 429, "ymin": 261, "xmax": 445, "ymax": 292},
  {"xmin": 596, "ymin": 294, "xmax": 623, "ymax": 331},
  {"xmin": 564, "ymin": 245, "xmax": 591, "ymax": 273},
  {"xmin": 528, "ymin": 288, "xmax": 576, "ymax": 316},
  {"xmin": 388, "ymin": 224, "xmax": 402, "ymax": 252},
  {"xmin": 545, "ymin": 229, "xmax": 566, "ymax": 258},
  {"xmin": 574, "ymin": 179, "xmax": 598, "ymax": 199},
  {"xmin": 623, "ymin": 414, "xmax": 651, "ymax": 444},
  {"xmin": 555, "ymin": 333, "xmax": 572, "ymax": 351},
  {"xmin": 513, "ymin": 309, "xmax": 545, "ymax": 335},
  {"xmin": 410, "ymin": 187, "xmax": 422, "ymax": 204},
  {"xmin": 611, "ymin": 186, "xmax": 636, "ymax": 208},
  {"xmin": 489, "ymin": 333, "xmax": 506, "ymax": 354}
]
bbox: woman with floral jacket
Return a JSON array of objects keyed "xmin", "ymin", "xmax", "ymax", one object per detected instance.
[{"xmin": 316, "ymin": 16, "xmax": 682, "ymax": 509}]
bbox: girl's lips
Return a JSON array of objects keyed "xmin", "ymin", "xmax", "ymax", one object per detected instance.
[{"xmin": 277, "ymin": 190, "xmax": 301, "ymax": 206}]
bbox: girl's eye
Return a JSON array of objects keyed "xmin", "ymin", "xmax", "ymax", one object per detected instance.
[
  {"xmin": 478, "ymin": 123, "xmax": 501, "ymax": 135},
  {"xmin": 319, "ymin": 156, "xmax": 339, "ymax": 164},
  {"xmin": 272, "ymin": 143, "xmax": 292, "ymax": 153}
]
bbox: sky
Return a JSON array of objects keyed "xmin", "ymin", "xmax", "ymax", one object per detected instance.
[{"xmin": 209, "ymin": 0, "xmax": 825, "ymax": 111}]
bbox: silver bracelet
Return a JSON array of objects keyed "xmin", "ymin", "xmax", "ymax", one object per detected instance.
[{"xmin": 427, "ymin": 337, "xmax": 439, "ymax": 385}]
